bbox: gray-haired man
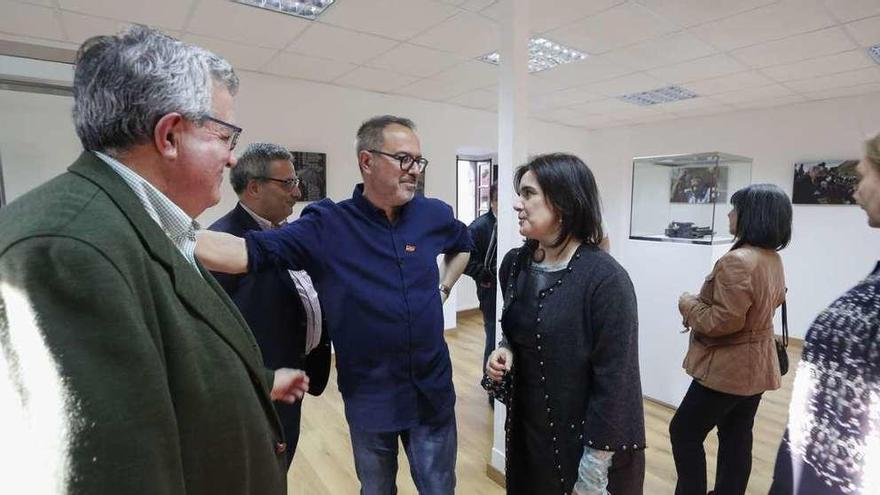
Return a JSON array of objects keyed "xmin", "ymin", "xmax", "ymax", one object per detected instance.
[{"xmin": 0, "ymin": 26, "xmax": 305, "ymax": 494}]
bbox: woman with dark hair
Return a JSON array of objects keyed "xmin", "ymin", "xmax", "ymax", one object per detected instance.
[
  {"xmin": 770, "ymin": 135, "xmax": 880, "ymax": 494},
  {"xmin": 485, "ymin": 153, "xmax": 645, "ymax": 494},
  {"xmin": 671, "ymin": 183, "xmax": 792, "ymax": 495}
]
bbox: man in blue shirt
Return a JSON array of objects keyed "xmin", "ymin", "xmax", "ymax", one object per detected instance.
[{"xmin": 197, "ymin": 115, "xmax": 472, "ymax": 494}]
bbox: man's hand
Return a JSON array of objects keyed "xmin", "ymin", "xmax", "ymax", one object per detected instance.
[
  {"xmin": 486, "ymin": 348, "xmax": 513, "ymax": 382},
  {"xmin": 271, "ymin": 369, "xmax": 310, "ymax": 403}
]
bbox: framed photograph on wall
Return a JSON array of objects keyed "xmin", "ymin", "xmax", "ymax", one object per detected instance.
[
  {"xmin": 478, "ymin": 162, "xmax": 491, "ymax": 187},
  {"xmin": 290, "ymin": 151, "xmax": 326, "ymax": 201},
  {"xmin": 792, "ymin": 160, "xmax": 858, "ymax": 204},
  {"xmin": 669, "ymin": 166, "xmax": 728, "ymax": 204}
]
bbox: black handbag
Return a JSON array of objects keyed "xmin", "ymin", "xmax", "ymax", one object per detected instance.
[
  {"xmin": 481, "ymin": 371, "xmax": 513, "ymax": 406},
  {"xmin": 776, "ymin": 300, "xmax": 789, "ymax": 376}
]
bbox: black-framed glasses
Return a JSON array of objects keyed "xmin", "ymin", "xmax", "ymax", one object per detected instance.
[
  {"xmin": 255, "ymin": 176, "xmax": 301, "ymax": 190},
  {"xmin": 202, "ymin": 115, "xmax": 242, "ymax": 151},
  {"xmin": 368, "ymin": 149, "xmax": 429, "ymax": 172}
]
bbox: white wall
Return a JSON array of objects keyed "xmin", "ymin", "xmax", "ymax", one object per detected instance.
[{"xmin": 582, "ymin": 93, "xmax": 880, "ymax": 405}]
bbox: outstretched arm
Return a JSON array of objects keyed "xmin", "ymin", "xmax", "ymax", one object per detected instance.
[{"xmin": 195, "ymin": 230, "xmax": 249, "ymax": 274}]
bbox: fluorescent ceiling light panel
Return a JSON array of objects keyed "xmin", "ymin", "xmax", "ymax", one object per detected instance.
[
  {"xmin": 869, "ymin": 44, "xmax": 880, "ymax": 65},
  {"xmin": 477, "ymin": 37, "xmax": 588, "ymax": 73},
  {"xmin": 232, "ymin": 0, "xmax": 336, "ymax": 20},
  {"xmin": 619, "ymin": 85, "xmax": 699, "ymax": 106}
]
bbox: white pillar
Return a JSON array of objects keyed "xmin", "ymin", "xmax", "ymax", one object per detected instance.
[{"xmin": 491, "ymin": 0, "xmax": 529, "ymax": 475}]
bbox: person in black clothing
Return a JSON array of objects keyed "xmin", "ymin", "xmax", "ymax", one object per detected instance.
[
  {"xmin": 465, "ymin": 182, "xmax": 498, "ymax": 376},
  {"xmin": 486, "ymin": 153, "xmax": 645, "ymax": 494}
]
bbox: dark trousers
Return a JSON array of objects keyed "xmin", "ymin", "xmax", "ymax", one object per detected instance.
[
  {"xmin": 349, "ymin": 412, "xmax": 457, "ymax": 495},
  {"xmin": 478, "ymin": 290, "xmax": 496, "ymax": 371},
  {"xmin": 669, "ymin": 380, "xmax": 763, "ymax": 495}
]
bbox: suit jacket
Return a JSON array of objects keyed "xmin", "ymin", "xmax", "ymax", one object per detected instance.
[
  {"xmin": 208, "ymin": 204, "xmax": 331, "ymax": 461},
  {"xmin": 209, "ymin": 203, "xmax": 330, "ymax": 391},
  {"xmin": 679, "ymin": 245, "xmax": 786, "ymax": 396},
  {"xmin": 0, "ymin": 152, "xmax": 287, "ymax": 494}
]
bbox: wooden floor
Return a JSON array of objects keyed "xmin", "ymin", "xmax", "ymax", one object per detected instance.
[{"xmin": 290, "ymin": 311, "xmax": 800, "ymax": 494}]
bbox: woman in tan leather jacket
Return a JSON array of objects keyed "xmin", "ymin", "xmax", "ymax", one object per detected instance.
[{"xmin": 670, "ymin": 184, "xmax": 792, "ymax": 495}]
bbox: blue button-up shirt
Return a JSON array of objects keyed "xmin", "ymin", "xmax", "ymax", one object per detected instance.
[{"xmin": 246, "ymin": 184, "xmax": 472, "ymax": 432}]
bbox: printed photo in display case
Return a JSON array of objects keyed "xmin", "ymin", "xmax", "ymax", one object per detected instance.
[
  {"xmin": 792, "ymin": 160, "xmax": 858, "ymax": 205},
  {"xmin": 670, "ymin": 166, "xmax": 728, "ymax": 204},
  {"xmin": 290, "ymin": 151, "xmax": 326, "ymax": 201}
]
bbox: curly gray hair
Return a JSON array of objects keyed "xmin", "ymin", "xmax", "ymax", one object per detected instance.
[
  {"xmin": 72, "ymin": 25, "xmax": 239, "ymax": 153},
  {"xmin": 230, "ymin": 143, "xmax": 293, "ymax": 194}
]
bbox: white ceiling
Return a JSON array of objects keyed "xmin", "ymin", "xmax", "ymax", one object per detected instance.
[{"xmin": 2, "ymin": 0, "xmax": 880, "ymax": 130}]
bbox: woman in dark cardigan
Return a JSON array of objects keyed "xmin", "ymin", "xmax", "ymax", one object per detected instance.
[{"xmin": 486, "ymin": 153, "xmax": 645, "ymax": 494}]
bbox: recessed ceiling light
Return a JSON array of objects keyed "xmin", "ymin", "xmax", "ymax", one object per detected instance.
[
  {"xmin": 232, "ymin": 0, "xmax": 336, "ymax": 20},
  {"xmin": 477, "ymin": 37, "xmax": 588, "ymax": 73},
  {"xmin": 868, "ymin": 44, "xmax": 880, "ymax": 65},
  {"xmin": 619, "ymin": 85, "xmax": 698, "ymax": 106}
]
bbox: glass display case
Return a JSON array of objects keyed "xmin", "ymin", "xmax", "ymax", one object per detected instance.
[{"xmin": 629, "ymin": 152, "xmax": 752, "ymax": 245}]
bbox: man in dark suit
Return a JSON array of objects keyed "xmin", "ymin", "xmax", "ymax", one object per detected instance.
[
  {"xmin": 0, "ymin": 26, "xmax": 307, "ymax": 494},
  {"xmin": 464, "ymin": 182, "xmax": 498, "ymax": 376},
  {"xmin": 209, "ymin": 142, "xmax": 331, "ymax": 468}
]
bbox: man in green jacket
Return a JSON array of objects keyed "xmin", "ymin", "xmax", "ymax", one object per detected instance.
[{"xmin": 0, "ymin": 26, "xmax": 307, "ymax": 494}]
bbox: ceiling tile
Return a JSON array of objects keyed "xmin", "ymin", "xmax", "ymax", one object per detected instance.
[
  {"xmin": 183, "ymin": 34, "xmax": 277, "ymax": 72},
  {"xmin": 571, "ymin": 97, "xmax": 646, "ymax": 115},
  {"xmin": 333, "ymin": 66, "xmax": 419, "ymax": 93},
  {"xmin": 58, "ymin": 11, "xmax": 129, "ymax": 44},
  {"xmin": 186, "ymin": 0, "xmax": 309, "ymax": 49},
  {"xmin": 395, "ymin": 77, "xmax": 467, "ymax": 101},
  {"xmin": 482, "ymin": 0, "xmax": 625, "ymax": 33},
  {"xmin": 528, "ymin": 55, "xmax": 633, "ymax": 87},
  {"xmin": 784, "ymin": 67, "xmax": 880, "ymax": 93},
  {"xmin": 646, "ymin": 53, "xmax": 749, "ymax": 82},
  {"xmin": 447, "ymin": 88, "xmax": 497, "ymax": 110},
  {"xmin": 824, "ymin": 0, "xmax": 880, "ymax": 23},
  {"xmin": 689, "ymin": 0, "xmax": 836, "ymax": 51},
  {"xmin": 636, "ymin": 0, "xmax": 776, "ymax": 27},
  {"xmin": 731, "ymin": 27, "xmax": 856, "ymax": 68},
  {"xmin": 366, "ymin": 43, "xmax": 465, "ymax": 78},
  {"xmin": 529, "ymin": 73, "xmax": 576, "ymax": 94},
  {"xmin": 0, "ymin": 0, "xmax": 63, "ymax": 41},
  {"xmin": 844, "ymin": 15, "xmax": 880, "ymax": 47},
  {"xmin": 711, "ymin": 84, "xmax": 796, "ymax": 104},
  {"xmin": 599, "ymin": 32, "xmax": 717, "ymax": 71},
  {"xmin": 10, "ymin": 0, "xmax": 54, "ymax": 5},
  {"xmin": 460, "ymin": 0, "xmax": 496, "ymax": 11},
  {"xmin": 319, "ymin": 0, "xmax": 458, "ymax": 41},
  {"xmin": 803, "ymin": 81, "xmax": 880, "ymax": 100},
  {"xmin": 411, "ymin": 11, "xmax": 499, "ymax": 58},
  {"xmin": 285, "ymin": 23, "xmax": 398, "ymax": 64},
  {"xmin": 539, "ymin": 108, "xmax": 624, "ymax": 129},
  {"xmin": 661, "ymin": 97, "xmax": 735, "ymax": 115},
  {"xmin": 761, "ymin": 49, "xmax": 874, "ymax": 82},
  {"xmin": 583, "ymin": 72, "xmax": 667, "ymax": 97},
  {"xmin": 0, "ymin": 31, "xmax": 78, "ymax": 50},
  {"xmin": 437, "ymin": 0, "xmax": 468, "ymax": 6},
  {"xmin": 431, "ymin": 60, "xmax": 498, "ymax": 89},
  {"xmin": 684, "ymin": 70, "xmax": 775, "ymax": 95},
  {"xmin": 529, "ymin": 86, "xmax": 603, "ymax": 110},
  {"xmin": 262, "ymin": 51, "xmax": 356, "ymax": 82},
  {"xmin": 732, "ymin": 94, "xmax": 807, "ymax": 110},
  {"xmin": 58, "ymin": 0, "xmax": 194, "ymax": 31},
  {"xmin": 547, "ymin": 2, "xmax": 677, "ymax": 54}
]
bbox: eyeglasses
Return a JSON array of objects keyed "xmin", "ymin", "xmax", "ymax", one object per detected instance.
[
  {"xmin": 368, "ymin": 149, "xmax": 429, "ymax": 173},
  {"xmin": 255, "ymin": 176, "xmax": 301, "ymax": 190},
  {"xmin": 202, "ymin": 115, "xmax": 242, "ymax": 151}
]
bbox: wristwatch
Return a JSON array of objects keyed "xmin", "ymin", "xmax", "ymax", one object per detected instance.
[{"xmin": 438, "ymin": 284, "xmax": 451, "ymax": 297}]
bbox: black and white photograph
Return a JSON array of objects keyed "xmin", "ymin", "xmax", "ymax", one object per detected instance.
[
  {"xmin": 792, "ymin": 160, "xmax": 858, "ymax": 204},
  {"xmin": 290, "ymin": 151, "xmax": 326, "ymax": 201},
  {"xmin": 670, "ymin": 166, "xmax": 728, "ymax": 204}
]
